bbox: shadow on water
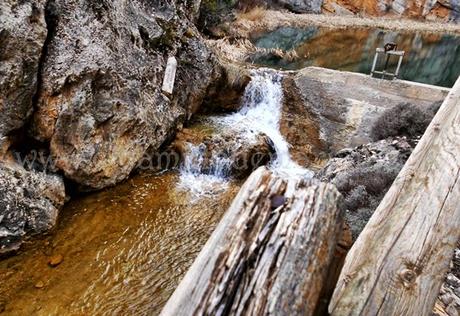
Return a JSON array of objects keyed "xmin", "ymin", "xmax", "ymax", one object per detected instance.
[
  {"xmin": 0, "ymin": 172, "xmax": 240, "ymax": 315},
  {"xmin": 249, "ymin": 26, "xmax": 460, "ymax": 88}
]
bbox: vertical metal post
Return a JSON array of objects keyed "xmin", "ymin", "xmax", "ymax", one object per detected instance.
[
  {"xmin": 382, "ymin": 54, "xmax": 391, "ymax": 79},
  {"xmin": 371, "ymin": 52, "xmax": 379, "ymax": 76},
  {"xmin": 394, "ymin": 54, "xmax": 404, "ymax": 78}
]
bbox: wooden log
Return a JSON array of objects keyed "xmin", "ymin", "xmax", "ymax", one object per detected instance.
[
  {"xmin": 329, "ymin": 77, "xmax": 460, "ymax": 315},
  {"xmin": 161, "ymin": 166, "xmax": 344, "ymax": 316}
]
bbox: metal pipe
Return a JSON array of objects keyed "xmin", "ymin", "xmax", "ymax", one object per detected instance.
[
  {"xmin": 371, "ymin": 51, "xmax": 379, "ymax": 76},
  {"xmin": 394, "ymin": 54, "xmax": 404, "ymax": 78}
]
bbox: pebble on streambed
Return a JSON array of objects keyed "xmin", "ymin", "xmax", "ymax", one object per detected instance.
[{"xmin": 48, "ymin": 254, "xmax": 64, "ymax": 267}]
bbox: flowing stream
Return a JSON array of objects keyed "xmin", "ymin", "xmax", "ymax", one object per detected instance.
[
  {"xmin": 0, "ymin": 173, "xmax": 240, "ymax": 315},
  {"xmin": 178, "ymin": 69, "xmax": 313, "ymax": 196},
  {"xmin": 0, "ymin": 69, "xmax": 309, "ymax": 315}
]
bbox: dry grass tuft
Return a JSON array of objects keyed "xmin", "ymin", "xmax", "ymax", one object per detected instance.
[{"xmin": 237, "ymin": 6, "xmax": 267, "ymax": 22}]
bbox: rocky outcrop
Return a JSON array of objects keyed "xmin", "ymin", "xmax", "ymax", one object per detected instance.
[
  {"xmin": 0, "ymin": 0, "xmax": 47, "ymax": 139},
  {"xmin": 0, "ymin": 0, "xmax": 225, "ymax": 251},
  {"xmin": 25, "ymin": 0, "xmax": 220, "ymax": 190},
  {"xmin": 315, "ymin": 136, "xmax": 414, "ymax": 238},
  {"xmin": 201, "ymin": 62, "xmax": 252, "ymax": 112},
  {"xmin": 173, "ymin": 129, "xmax": 275, "ymax": 179},
  {"xmin": 280, "ymin": 68, "xmax": 448, "ymax": 167},
  {"xmin": 0, "ymin": 163, "xmax": 65, "ymax": 255},
  {"xmin": 323, "ymin": 0, "xmax": 460, "ymax": 21},
  {"xmin": 276, "ymin": 0, "xmax": 324, "ymax": 13}
]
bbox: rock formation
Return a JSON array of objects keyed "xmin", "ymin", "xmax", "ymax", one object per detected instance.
[
  {"xmin": 0, "ymin": 0, "xmax": 47, "ymax": 140},
  {"xmin": 324, "ymin": 0, "xmax": 460, "ymax": 21},
  {"xmin": 27, "ymin": 0, "xmax": 220, "ymax": 190},
  {"xmin": 279, "ymin": 68, "xmax": 447, "ymax": 169},
  {"xmin": 172, "ymin": 129, "xmax": 275, "ymax": 179},
  {"xmin": 277, "ymin": 0, "xmax": 324, "ymax": 13},
  {"xmin": 0, "ymin": 0, "xmax": 223, "ymax": 251},
  {"xmin": 0, "ymin": 163, "xmax": 65, "ymax": 255}
]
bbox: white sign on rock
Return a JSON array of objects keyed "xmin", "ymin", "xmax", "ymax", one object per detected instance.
[{"xmin": 162, "ymin": 56, "xmax": 177, "ymax": 95}]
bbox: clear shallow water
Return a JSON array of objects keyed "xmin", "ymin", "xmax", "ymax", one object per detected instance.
[
  {"xmin": 250, "ymin": 26, "xmax": 460, "ymax": 88},
  {"xmin": 0, "ymin": 70, "xmax": 311, "ymax": 316},
  {"xmin": 0, "ymin": 172, "xmax": 239, "ymax": 315}
]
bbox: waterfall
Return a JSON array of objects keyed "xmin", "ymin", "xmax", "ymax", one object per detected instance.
[
  {"xmin": 178, "ymin": 69, "xmax": 312, "ymax": 196},
  {"xmin": 178, "ymin": 143, "xmax": 232, "ymax": 197},
  {"xmin": 214, "ymin": 69, "xmax": 312, "ymax": 178}
]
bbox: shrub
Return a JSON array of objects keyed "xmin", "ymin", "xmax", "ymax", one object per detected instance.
[
  {"xmin": 334, "ymin": 163, "xmax": 400, "ymax": 197},
  {"xmin": 370, "ymin": 102, "xmax": 437, "ymax": 141},
  {"xmin": 344, "ymin": 185, "xmax": 369, "ymax": 211},
  {"xmin": 198, "ymin": 0, "xmax": 237, "ymax": 34}
]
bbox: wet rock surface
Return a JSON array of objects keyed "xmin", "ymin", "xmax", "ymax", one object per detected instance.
[
  {"xmin": 27, "ymin": 0, "xmax": 220, "ymax": 190},
  {"xmin": 201, "ymin": 62, "xmax": 252, "ymax": 113},
  {"xmin": 0, "ymin": 0, "xmax": 47, "ymax": 138},
  {"xmin": 0, "ymin": 163, "xmax": 65, "ymax": 255},
  {"xmin": 173, "ymin": 128, "xmax": 275, "ymax": 179}
]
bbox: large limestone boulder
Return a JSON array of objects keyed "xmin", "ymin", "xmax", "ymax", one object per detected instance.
[
  {"xmin": 0, "ymin": 163, "xmax": 66, "ymax": 255},
  {"xmin": 0, "ymin": 0, "xmax": 47, "ymax": 138},
  {"xmin": 29, "ymin": 0, "xmax": 220, "ymax": 190}
]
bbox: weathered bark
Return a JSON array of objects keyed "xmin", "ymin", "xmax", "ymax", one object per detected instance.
[
  {"xmin": 329, "ymin": 77, "xmax": 460, "ymax": 315},
  {"xmin": 161, "ymin": 166, "xmax": 344, "ymax": 316}
]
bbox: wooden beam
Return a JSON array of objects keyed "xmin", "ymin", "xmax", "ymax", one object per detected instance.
[
  {"xmin": 161, "ymin": 167, "xmax": 344, "ymax": 316},
  {"xmin": 329, "ymin": 76, "xmax": 460, "ymax": 315}
]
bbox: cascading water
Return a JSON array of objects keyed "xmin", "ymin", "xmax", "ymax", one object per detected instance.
[
  {"xmin": 213, "ymin": 69, "xmax": 312, "ymax": 178},
  {"xmin": 178, "ymin": 143, "xmax": 232, "ymax": 197},
  {"xmin": 178, "ymin": 69, "xmax": 313, "ymax": 196}
]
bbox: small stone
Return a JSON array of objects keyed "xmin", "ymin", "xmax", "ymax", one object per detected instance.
[
  {"xmin": 446, "ymin": 275, "xmax": 460, "ymax": 288},
  {"xmin": 454, "ymin": 287, "xmax": 460, "ymax": 297},
  {"xmin": 445, "ymin": 303, "xmax": 458, "ymax": 316},
  {"xmin": 35, "ymin": 281, "xmax": 45, "ymax": 289},
  {"xmin": 48, "ymin": 254, "xmax": 63, "ymax": 267},
  {"xmin": 440, "ymin": 293, "xmax": 454, "ymax": 306}
]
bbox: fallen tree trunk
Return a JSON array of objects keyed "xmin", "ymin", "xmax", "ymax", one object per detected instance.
[
  {"xmin": 329, "ymin": 77, "xmax": 460, "ymax": 315},
  {"xmin": 161, "ymin": 166, "xmax": 344, "ymax": 316}
]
